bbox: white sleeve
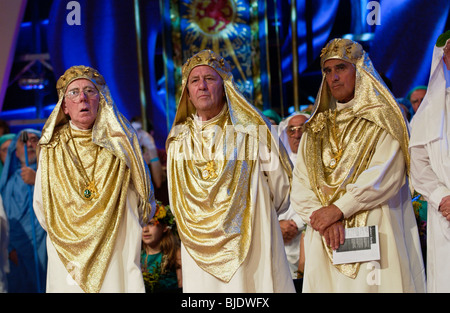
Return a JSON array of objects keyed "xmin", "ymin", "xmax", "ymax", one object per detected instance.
[
  {"xmin": 410, "ymin": 143, "xmax": 450, "ymax": 210},
  {"xmin": 0, "ymin": 196, "xmax": 9, "ymax": 278},
  {"xmin": 291, "ymin": 131, "xmax": 409, "ymax": 222},
  {"xmin": 333, "ymin": 131, "xmax": 407, "ymax": 218},
  {"xmin": 260, "ymin": 140, "xmax": 292, "ymax": 216}
]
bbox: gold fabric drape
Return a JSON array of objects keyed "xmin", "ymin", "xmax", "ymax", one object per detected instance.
[
  {"xmin": 168, "ymin": 105, "xmax": 256, "ymax": 282},
  {"xmin": 40, "ymin": 125, "xmax": 130, "ymax": 292}
]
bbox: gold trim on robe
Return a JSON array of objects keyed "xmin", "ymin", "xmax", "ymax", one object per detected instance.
[{"xmin": 168, "ymin": 105, "xmax": 256, "ymax": 282}]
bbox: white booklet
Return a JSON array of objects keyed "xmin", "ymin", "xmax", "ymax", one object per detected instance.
[{"xmin": 332, "ymin": 225, "xmax": 380, "ymax": 265}]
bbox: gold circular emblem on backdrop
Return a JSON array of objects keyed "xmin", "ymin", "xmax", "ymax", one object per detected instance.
[{"xmin": 192, "ymin": 0, "xmax": 236, "ymax": 35}]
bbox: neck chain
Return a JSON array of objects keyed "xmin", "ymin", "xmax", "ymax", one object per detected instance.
[
  {"xmin": 69, "ymin": 127, "xmax": 100, "ymax": 200},
  {"xmin": 328, "ymin": 109, "xmax": 343, "ymax": 169}
]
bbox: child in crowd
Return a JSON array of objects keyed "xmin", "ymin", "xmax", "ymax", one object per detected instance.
[{"xmin": 141, "ymin": 202, "xmax": 182, "ymax": 293}]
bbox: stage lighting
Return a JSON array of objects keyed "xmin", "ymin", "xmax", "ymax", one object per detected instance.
[{"xmin": 18, "ymin": 77, "xmax": 48, "ymax": 90}]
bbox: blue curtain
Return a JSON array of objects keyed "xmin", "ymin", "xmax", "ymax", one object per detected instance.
[
  {"xmin": 281, "ymin": 0, "xmax": 340, "ymax": 80},
  {"xmin": 370, "ymin": 0, "xmax": 450, "ymax": 97}
]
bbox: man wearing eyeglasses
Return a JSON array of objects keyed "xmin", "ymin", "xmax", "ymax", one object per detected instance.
[
  {"xmin": 62, "ymin": 80, "xmax": 100, "ymax": 130},
  {"xmin": 33, "ymin": 65, "xmax": 155, "ymax": 293},
  {"xmin": 280, "ymin": 113, "xmax": 310, "ymax": 164},
  {"xmin": 277, "ymin": 112, "xmax": 310, "ymax": 290}
]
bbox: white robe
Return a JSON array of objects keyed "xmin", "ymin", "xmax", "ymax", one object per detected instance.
[
  {"xmin": 292, "ymin": 130, "xmax": 426, "ymax": 292},
  {"xmin": 277, "ymin": 113, "xmax": 310, "ymax": 279},
  {"xmin": 278, "ymin": 151, "xmax": 305, "ymax": 280},
  {"xmin": 278, "ymin": 206, "xmax": 305, "ymax": 279},
  {"xmin": 410, "ymin": 88, "xmax": 450, "ymax": 292},
  {"xmin": 33, "ymin": 161, "xmax": 145, "ymax": 293}
]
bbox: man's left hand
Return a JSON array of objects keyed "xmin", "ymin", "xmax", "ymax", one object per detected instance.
[{"xmin": 310, "ymin": 204, "xmax": 343, "ymax": 235}]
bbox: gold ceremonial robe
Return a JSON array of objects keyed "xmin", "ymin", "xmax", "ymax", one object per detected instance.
[
  {"xmin": 292, "ymin": 102, "xmax": 426, "ymax": 292},
  {"xmin": 33, "ymin": 123, "xmax": 145, "ymax": 293},
  {"xmin": 167, "ymin": 107, "xmax": 295, "ymax": 292}
]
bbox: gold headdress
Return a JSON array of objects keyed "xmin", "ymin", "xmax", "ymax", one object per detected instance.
[
  {"xmin": 181, "ymin": 49, "xmax": 232, "ymax": 83},
  {"xmin": 320, "ymin": 38, "xmax": 364, "ymax": 67},
  {"xmin": 56, "ymin": 65, "xmax": 106, "ymax": 95}
]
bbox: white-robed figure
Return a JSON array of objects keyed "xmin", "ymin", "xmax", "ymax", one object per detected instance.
[
  {"xmin": 277, "ymin": 112, "xmax": 309, "ymax": 279},
  {"xmin": 33, "ymin": 66, "xmax": 155, "ymax": 293},
  {"xmin": 410, "ymin": 31, "xmax": 450, "ymax": 293},
  {"xmin": 291, "ymin": 38, "xmax": 426, "ymax": 292},
  {"xmin": 166, "ymin": 50, "xmax": 295, "ymax": 293}
]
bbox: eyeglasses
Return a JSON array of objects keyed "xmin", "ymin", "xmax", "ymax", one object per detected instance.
[
  {"xmin": 287, "ymin": 125, "xmax": 304, "ymax": 137},
  {"xmin": 16, "ymin": 136, "xmax": 39, "ymax": 147},
  {"xmin": 65, "ymin": 87, "xmax": 99, "ymax": 101},
  {"xmin": 26, "ymin": 136, "xmax": 39, "ymax": 144}
]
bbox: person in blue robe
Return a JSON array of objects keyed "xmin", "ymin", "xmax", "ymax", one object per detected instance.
[{"xmin": 0, "ymin": 129, "xmax": 46, "ymax": 293}]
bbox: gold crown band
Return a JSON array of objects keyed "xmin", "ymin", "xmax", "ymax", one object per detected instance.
[
  {"xmin": 320, "ymin": 38, "xmax": 364, "ymax": 67},
  {"xmin": 56, "ymin": 65, "xmax": 106, "ymax": 96},
  {"xmin": 181, "ymin": 49, "xmax": 232, "ymax": 83}
]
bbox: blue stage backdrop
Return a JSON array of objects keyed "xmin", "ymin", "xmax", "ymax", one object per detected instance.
[
  {"xmin": 370, "ymin": 0, "xmax": 450, "ymax": 97},
  {"xmin": 46, "ymin": 0, "xmax": 450, "ymax": 148}
]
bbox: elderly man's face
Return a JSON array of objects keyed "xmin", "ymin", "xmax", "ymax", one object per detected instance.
[
  {"xmin": 323, "ymin": 59, "xmax": 356, "ymax": 103},
  {"xmin": 63, "ymin": 79, "xmax": 100, "ymax": 130},
  {"xmin": 287, "ymin": 115, "xmax": 308, "ymax": 154},
  {"xmin": 410, "ymin": 89, "xmax": 427, "ymax": 112},
  {"xmin": 187, "ymin": 65, "xmax": 225, "ymax": 121},
  {"xmin": 15, "ymin": 132, "xmax": 39, "ymax": 166}
]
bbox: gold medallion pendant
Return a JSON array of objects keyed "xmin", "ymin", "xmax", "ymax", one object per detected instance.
[
  {"xmin": 69, "ymin": 127, "xmax": 100, "ymax": 201},
  {"xmin": 329, "ymin": 149, "xmax": 343, "ymax": 169},
  {"xmin": 202, "ymin": 161, "xmax": 218, "ymax": 180},
  {"xmin": 83, "ymin": 181, "xmax": 98, "ymax": 200}
]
